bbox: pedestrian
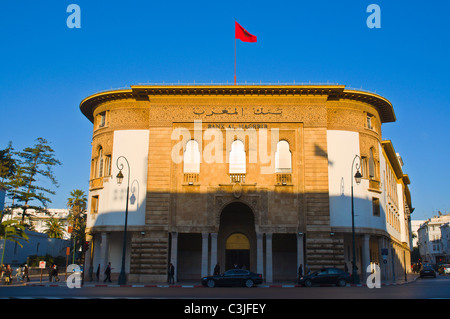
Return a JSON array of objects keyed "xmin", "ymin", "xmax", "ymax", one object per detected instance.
[
  {"xmin": 4, "ymin": 265, "xmax": 11, "ymax": 285},
  {"xmin": 298, "ymin": 264, "xmax": 303, "ymax": 278},
  {"xmin": 1, "ymin": 264, "xmax": 5, "ymax": 282},
  {"xmin": 214, "ymin": 263, "xmax": 220, "ymax": 276},
  {"xmin": 168, "ymin": 263, "xmax": 175, "ymax": 284},
  {"xmin": 48, "ymin": 264, "xmax": 53, "ymax": 282},
  {"xmin": 104, "ymin": 262, "xmax": 112, "ymax": 283},
  {"xmin": 96, "ymin": 264, "xmax": 100, "ymax": 281},
  {"xmin": 23, "ymin": 264, "xmax": 30, "ymax": 282},
  {"xmin": 344, "ymin": 262, "xmax": 348, "ymax": 273},
  {"xmin": 16, "ymin": 266, "xmax": 23, "ymax": 282},
  {"xmin": 52, "ymin": 264, "xmax": 60, "ymax": 282}
]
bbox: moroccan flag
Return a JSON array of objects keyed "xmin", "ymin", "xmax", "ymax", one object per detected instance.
[{"xmin": 235, "ymin": 21, "xmax": 257, "ymax": 43}]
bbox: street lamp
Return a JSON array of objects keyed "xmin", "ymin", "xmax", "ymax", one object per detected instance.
[
  {"xmin": 351, "ymin": 154, "xmax": 362, "ymax": 285},
  {"xmin": 116, "ymin": 156, "xmax": 130, "ymax": 285}
]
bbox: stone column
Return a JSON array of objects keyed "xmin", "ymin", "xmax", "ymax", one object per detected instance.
[
  {"xmin": 201, "ymin": 232, "xmax": 209, "ymax": 277},
  {"xmin": 265, "ymin": 233, "xmax": 273, "ymax": 283},
  {"xmin": 99, "ymin": 232, "xmax": 109, "ymax": 281},
  {"xmin": 362, "ymin": 234, "xmax": 371, "ymax": 281},
  {"xmin": 170, "ymin": 232, "xmax": 178, "ymax": 283},
  {"xmin": 210, "ymin": 233, "xmax": 218, "ymax": 275},
  {"xmin": 84, "ymin": 239, "xmax": 92, "ymax": 282},
  {"xmin": 378, "ymin": 236, "xmax": 386, "ymax": 281},
  {"xmin": 297, "ymin": 233, "xmax": 304, "ymax": 277},
  {"xmin": 256, "ymin": 233, "xmax": 264, "ymax": 275}
]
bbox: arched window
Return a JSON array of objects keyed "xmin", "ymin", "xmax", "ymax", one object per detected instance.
[
  {"xmin": 369, "ymin": 148, "xmax": 375, "ymax": 178},
  {"xmin": 97, "ymin": 147, "xmax": 103, "ymax": 178},
  {"xmin": 275, "ymin": 140, "xmax": 292, "ymax": 173},
  {"xmin": 184, "ymin": 140, "xmax": 200, "ymax": 173},
  {"xmin": 229, "ymin": 140, "xmax": 246, "ymax": 174}
]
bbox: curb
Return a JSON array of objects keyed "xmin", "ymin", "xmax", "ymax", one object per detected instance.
[{"xmin": 24, "ymin": 276, "xmax": 419, "ymax": 288}]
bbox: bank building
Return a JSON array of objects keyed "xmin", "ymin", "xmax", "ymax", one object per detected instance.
[{"xmin": 80, "ymin": 84, "xmax": 413, "ymax": 283}]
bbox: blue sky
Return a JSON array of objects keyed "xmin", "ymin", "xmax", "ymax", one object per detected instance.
[{"xmin": 0, "ymin": 1, "xmax": 449, "ymax": 221}]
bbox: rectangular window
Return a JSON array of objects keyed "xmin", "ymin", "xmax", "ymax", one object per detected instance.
[
  {"xmin": 366, "ymin": 113, "xmax": 374, "ymax": 130},
  {"xmin": 91, "ymin": 196, "xmax": 99, "ymax": 214},
  {"xmin": 372, "ymin": 197, "xmax": 380, "ymax": 216},
  {"xmin": 99, "ymin": 112, "xmax": 106, "ymax": 128},
  {"xmin": 104, "ymin": 155, "xmax": 111, "ymax": 176}
]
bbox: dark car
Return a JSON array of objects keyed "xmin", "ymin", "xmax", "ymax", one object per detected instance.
[
  {"xmin": 298, "ymin": 268, "xmax": 351, "ymax": 287},
  {"xmin": 420, "ymin": 265, "xmax": 436, "ymax": 278},
  {"xmin": 201, "ymin": 269, "xmax": 263, "ymax": 288}
]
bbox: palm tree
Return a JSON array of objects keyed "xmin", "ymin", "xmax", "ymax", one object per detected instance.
[
  {"xmin": 67, "ymin": 189, "xmax": 87, "ymax": 263},
  {"xmin": 43, "ymin": 218, "xmax": 65, "ymax": 239},
  {"xmin": 1, "ymin": 219, "xmax": 29, "ymax": 265},
  {"xmin": 67, "ymin": 189, "xmax": 87, "ymax": 216}
]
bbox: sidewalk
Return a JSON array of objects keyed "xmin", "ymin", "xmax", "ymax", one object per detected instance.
[{"xmin": 18, "ymin": 273, "xmax": 419, "ymax": 288}]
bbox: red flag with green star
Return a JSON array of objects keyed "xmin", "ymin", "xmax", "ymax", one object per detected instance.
[{"xmin": 235, "ymin": 21, "xmax": 257, "ymax": 42}]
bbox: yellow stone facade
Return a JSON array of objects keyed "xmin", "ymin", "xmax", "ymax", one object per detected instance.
[{"xmin": 81, "ymin": 85, "xmax": 412, "ymax": 283}]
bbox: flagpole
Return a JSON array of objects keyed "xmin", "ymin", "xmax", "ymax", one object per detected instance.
[{"xmin": 234, "ymin": 37, "xmax": 237, "ymax": 85}]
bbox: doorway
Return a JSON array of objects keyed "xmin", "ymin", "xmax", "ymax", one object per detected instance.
[
  {"xmin": 219, "ymin": 201, "xmax": 256, "ymax": 272},
  {"xmin": 226, "ymin": 233, "xmax": 250, "ymax": 270}
]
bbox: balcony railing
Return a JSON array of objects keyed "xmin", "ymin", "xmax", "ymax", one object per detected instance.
[
  {"xmin": 276, "ymin": 173, "xmax": 292, "ymax": 185},
  {"xmin": 369, "ymin": 179, "xmax": 381, "ymax": 190},
  {"xmin": 230, "ymin": 174, "xmax": 246, "ymax": 183},
  {"xmin": 184, "ymin": 173, "xmax": 199, "ymax": 185},
  {"xmin": 89, "ymin": 177, "xmax": 104, "ymax": 190}
]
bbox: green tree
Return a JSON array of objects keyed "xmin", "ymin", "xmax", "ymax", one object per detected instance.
[
  {"xmin": 43, "ymin": 218, "xmax": 65, "ymax": 239},
  {"xmin": 0, "ymin": 142, "xmax": 16, "ymax": 221},
  {"xmin": 13, "ymin": 137, "xmax": 61, "ymax": 224},
  {"xmin": 0, "ymin": 219, "xmax": 29, "ymax": 265},
  {"xmin": 0, "ymin": 142, "xmax": 16, "ymax": 190},
  {"xmin": 67, "ymin": 189, "xmax": 87, "ymax": 262},
  {"xmin": 67, "ymin": 189, "xmax": 87, "ymax": 219}
]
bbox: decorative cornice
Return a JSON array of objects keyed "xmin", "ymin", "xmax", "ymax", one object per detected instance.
[
  {"xmin": 382, "ymin": 140, "xmax": 404, "ymax": 179},
  {"xmin": 80, "ymin": 84, "xmax": 396, "ymax": 123}
]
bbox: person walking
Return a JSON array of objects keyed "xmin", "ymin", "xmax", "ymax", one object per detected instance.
[
  {"xmin": 168, "ymin": 263, "xmax": 175, "ymax": 284},
  {"xmin": 104, "ymin": 262, "xmax": 112, "ymax": 283},
  {"xmin": 96, "ymin": 264, "xmax": 100, "ymax": 281},
  {"xmin": 4, "ymin": 265, "xmax": 12, "ymax": 285},
  {"xmin": 52, "ymin": 264, "xmax": 60, "ymax": 282},
  {"xmin": 16, "ymin": 266, "xmax": 23, "ymax": 282},
  {"xmin": 1, "ymin": 264, "xmax": 5, "ymax": 283},
  {"xmin": 23, "ymin": 264, "xmax": 30, "ymax": 282},
  {"xmin": 214, "ymin": 263, "xmax": 220, "ymax": 276},
  {"xmin": 48, "ymin": 265, "xmax": 53, "ymax": 282}
]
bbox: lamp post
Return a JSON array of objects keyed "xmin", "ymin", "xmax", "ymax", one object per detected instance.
[
  {"xmin": 351, "ymin": 154, "xmax": 362, "ymax": 285},
  {"xmin": 116, "ymin": 156, "xmax": 130, "ymax": 285}
]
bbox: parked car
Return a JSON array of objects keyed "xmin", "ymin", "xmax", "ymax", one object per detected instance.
[
  {"xmin": 298, "ymin": 268, "xmax": 351, "ymax": 287},
  {"xmin": 201, "ymin": 269, "xmax": 263, "ymax": 288},
  {"xmin": 420, "ymin": 265, "xmax": 436, "ymax": 278}
]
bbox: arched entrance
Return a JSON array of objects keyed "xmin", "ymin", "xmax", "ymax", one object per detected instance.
[
  {"xmin": 226, "ymin": 233, "xmax": 250, "ymax": 270},
  {"xmin": 218, "ymin": 201, "xmax": 256, "ymax": 272}
]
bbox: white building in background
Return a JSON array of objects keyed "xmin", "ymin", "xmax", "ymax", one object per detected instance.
[
  {"xmin": 4, "ymin": 208, "xmax": 72, "ymax": 240},
  {"xmin": 441, "ymin": 223, "xmax": 450, "ymax": 263},
  {"xmin": 417, "ymin": 213, "xmax": 450, "ymax": 264},
  {"xmin": 411, "ymin": 220, "xmax": 425, "ymax": 248}
]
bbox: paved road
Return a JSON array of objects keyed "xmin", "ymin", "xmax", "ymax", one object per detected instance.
[{"xmin": 1, "ymin": 275, "xmax": 449, "ymax": 299}]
